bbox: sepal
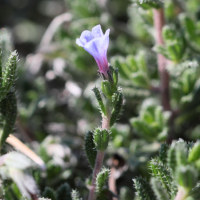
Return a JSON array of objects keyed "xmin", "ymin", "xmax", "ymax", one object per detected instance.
[
  {"xmin": 110, "ymin": 89, "xmax": 123, "ymax": 127},
  {"xmin": 113, "ymin": 68, "xmax": 118, "ymax": 88},
  {"xmin": 107, "ymin": 65, "xmax": 118, "ymax": 88},
  {"xmin": 92, "ymin": 87, "xmax": 106, "ymax": 116},
  {"xmin": 101, "ymin": 81, "xmax": 113, "ymax": 99}
]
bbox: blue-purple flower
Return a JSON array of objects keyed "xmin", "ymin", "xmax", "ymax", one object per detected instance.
[{"xmin": 76, "ymin": 25, "xmax": 110, "ymax": 77}]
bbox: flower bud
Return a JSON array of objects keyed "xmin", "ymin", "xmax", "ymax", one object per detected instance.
[{"xmin": 76, "ymin": 25, "xmax": 110, "ymax": 78}]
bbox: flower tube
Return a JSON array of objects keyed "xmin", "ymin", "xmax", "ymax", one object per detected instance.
[{"xmin": 76, "ymin": 25, "xmax": 110, "ymax": 78}]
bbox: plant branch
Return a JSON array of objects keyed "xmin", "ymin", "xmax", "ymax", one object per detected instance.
[{"xmin": 153, "ymin": 8, "xmax": 171, "ymax": 111}]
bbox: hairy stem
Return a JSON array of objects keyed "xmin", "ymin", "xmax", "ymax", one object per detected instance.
[
  {"xmin": 88, "ymin": 116, "xmax": 110, "ymax": 200},
  {"xmin": 153, "ymin": 8, "xmax": 171, "ymax": 111},
  {"xmin": 88, "ymin": 151, "xmax": 105, "ymax": 200},
  {"xmin": 31, "ymin": 194, "xmax": 39, "ymax": 200},
  {"xmin": 174, "ymin": 188, "xmax": 188, "ymax": 200}
]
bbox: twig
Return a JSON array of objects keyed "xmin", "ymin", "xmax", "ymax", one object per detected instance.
[{"xmin": 153, "ymin": 8, "xmax": 171, "ymax": 111}]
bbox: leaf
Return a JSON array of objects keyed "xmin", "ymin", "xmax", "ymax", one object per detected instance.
[
  {"xmin": 56, "ymin": 183, "xmax": 72, "ymax": 200},
  {"xmin": 42, "ymin": 187, "xmax": 56, "ymax": 200},
  {"xmin": 133, "ymin": 176, "xmax": 156, "ymax": 200},
  {"xmin": 84, "ymin": 131, "xmax": 97, "ymax": 169},
  {"xmin": 96, "ymin": 168, "xmax": 110, "ymax": 194},
  {"xmin": 150, "ymin": 178, "xmax": 170, "ymax": 200}
]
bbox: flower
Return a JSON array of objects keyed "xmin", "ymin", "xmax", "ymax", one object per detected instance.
[{"xmin": 76, "ymin": 25, "xmax": 110, "ymax": 77}]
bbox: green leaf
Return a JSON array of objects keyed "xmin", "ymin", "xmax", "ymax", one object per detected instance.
[
  {"xmin": 0, "ymin": 28, "xmax": 13, "ymax": 67},
  {"xmin": 0, "ymin": 91, "xmax": 17, "ymax": 146},
  {"xmin": 149, "ymin": 158, "xmax": 173, "ymax": 196},
  {"xmin": 96, "ymin": 167, "xmax": 110, "ymax": 194},
  {"xmin": 42, "ymin": 187, "xmax": 56, "ymax": 200},
  {"xmin": 113, "ymin": 68, "xmax": 118, "ymax": 88},
  {"xmin": 167, "ymin": 141, "xmax": 177, "ymax": 176},
  {"xmin": 132, "ymin": 71, "xmax": 150, "ymax": 88},
  {"xmin": 150, "ymin": 178, "xmax": 170, "ymax": 200},
  {"xmin": 1, "ymin": 51, "xmax": 18, "ymax": 94},
  {"xmin": 101, "ymin": 81, "xmax": 113, "ymax": 99},
  {"xmin": 110, "ymin": 89, "xmax": 123, "ymax": 127},
  {"xmin": 112, "ymin": 57, "xmax": 130, "ymax": 79},
  {"xmin": 84, "ymin": 131, "xmax": 97, "ymax": 169},
  {"xmin": 71, "ymin": 190, "xmax": 82, "ymax": 200},
  {"xmin": 126, "ymin": 55, "xmax": 138, "ymax": 72},
  {"xmin": 159, "ymin": 143, "xmax": 169, "ymax": 164},
  {"xmin": 188, "ymin": 141, "xmax": 200, "ymax": 162},
  {"xmin": 93, "ymin": 128, "xmax": 110, "ymax": 151},
  {"xmin": 56, "ymin": 183, "xmax": 72, "ymax": 200},
  {"xmin": 133, "ymin": 177, "xmax": 156, "ymax": 200},
  {"xmin": 176, "ymin": 140, "xmax": 188, "ymax": 166},
  {"xmin": 130, "ymin": 118, "xmax": 156, "ymax": 141},
  {"xmin": 176, "ymin": 165, "xmax": 198, "ymax": 190},
  {"xmin": 92, "ymin": 87, "xmax": 106, "ymax": 116}
]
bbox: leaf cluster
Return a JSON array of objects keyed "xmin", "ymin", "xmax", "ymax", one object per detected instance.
[{"xmin": 134, "ymin": 140, "xmax": 200, "ymax": 200}]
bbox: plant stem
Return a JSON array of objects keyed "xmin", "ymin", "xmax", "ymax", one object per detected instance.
[
  {"xmin": 31, "ymin": 194, "xmax": 39, "ymax": 200},
  {"xmin": 174, "ymin": 188, "xmax": 188, "ymax": 200},
  {"xmin": 153, "ymin": 8, "xmax": 171, "ymax": 111},
  {"xmin": 88, "ymin": 151, "xmax": 105, "ymax": 200},
  {"xmin": 88, "ymin": 116, "xmax": 110, "ymax": 200}
]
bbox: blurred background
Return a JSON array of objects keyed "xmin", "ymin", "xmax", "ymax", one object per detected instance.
[{"xmin": 1, "ymin": 0, "xmax": 200, "ymax": 199}]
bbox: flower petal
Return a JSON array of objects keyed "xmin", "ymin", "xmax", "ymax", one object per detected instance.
[
  {"xmin": 102, "ymin": 29, "xmax": 110, "ymax": 52},
  {"xmin": 80, "ymin": 30, "xmax": 94, "ymax": 45},
  {"xmin": 76, "ymin": 38, "xmax": 84, "ymax": 47},
  {"xmin": 92, "ymin": 25, "xmax": 103, "ymax": 38},
  {"xmin": 83, "ymin": 37, "xmax": 103, "ymax": 59}
]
